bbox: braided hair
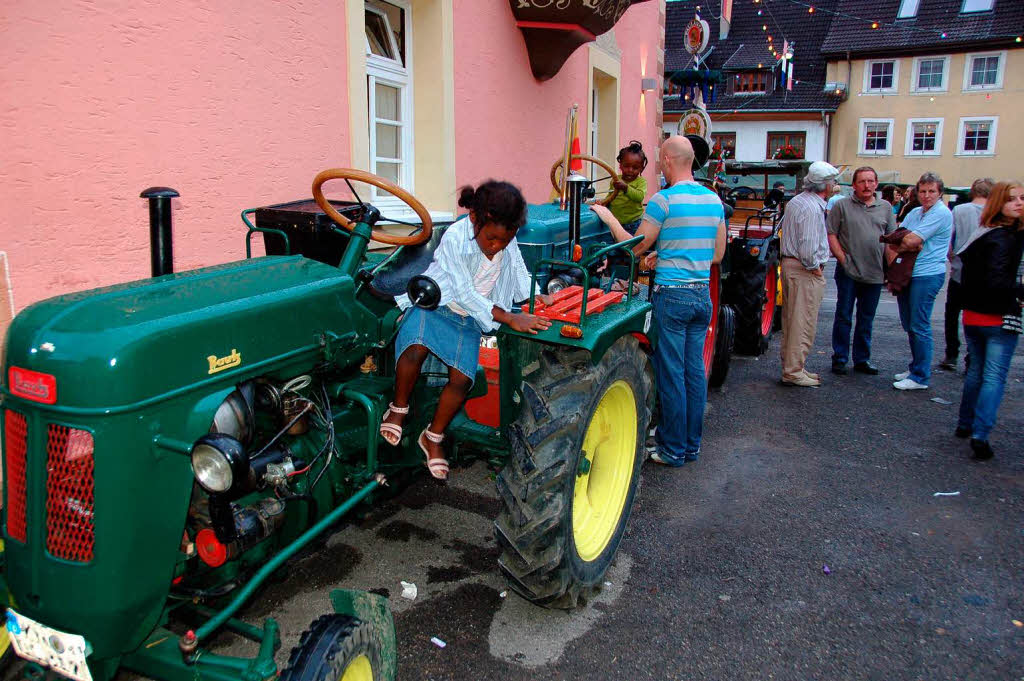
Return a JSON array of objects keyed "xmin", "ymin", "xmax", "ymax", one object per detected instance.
[{"xmin": 616, "ymin": 140, "xmax": 648, "ymax": 171}]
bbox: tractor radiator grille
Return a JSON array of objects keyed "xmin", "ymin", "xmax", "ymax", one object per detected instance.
[
  {"xmin": 4, "ymin": 411, "xmax": 28, "ymax": 543},
  {"xmin": 45, "ymin": 424, "xmax": 95, "ymax": 562}
]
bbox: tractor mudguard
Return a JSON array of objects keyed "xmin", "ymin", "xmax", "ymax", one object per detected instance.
[
  {"xmin": 501, "ymin": 296, "xmax": 656, "ymax": 365},
  {"xmin": 329, "ymin": 589, "xmax": 396, "ymax": 681}
]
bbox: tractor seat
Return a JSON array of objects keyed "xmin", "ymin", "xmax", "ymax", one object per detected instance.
[{"xmin": 366, "ymin": 225, "xmax": 447, "ymax": 299}]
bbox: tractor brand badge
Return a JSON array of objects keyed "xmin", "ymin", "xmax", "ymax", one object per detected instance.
[
  {"xmin": 684, "ymin": 17, "xmax": 710, "ymax": 55},
  {"xmin": 678, "ymin": 108, "xmax": 711, "ymax": 139},
  {"xmin": 207, "ymin": 349, "xmax": 242, "ymax": 375},
  {"xmin": 9, "ymin": 367, "xmax": 57, "ymax": 404}
]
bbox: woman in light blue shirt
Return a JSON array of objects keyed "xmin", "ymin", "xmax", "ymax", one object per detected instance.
[{"xmin": 381, "ymin": 181, "xmax": 552, "ymax": 479}]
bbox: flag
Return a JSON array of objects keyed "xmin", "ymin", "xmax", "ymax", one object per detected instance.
[
  {"xmin": 787, "ymin": 59, "xmax": 794, "ymax": 91},
  {"xmin": 720, "ymin": 0, "xmax": 733, "ymax": 39},
  {"xmin": 570, "ymin": 133, "xmax": 583, "ymax": 172}
]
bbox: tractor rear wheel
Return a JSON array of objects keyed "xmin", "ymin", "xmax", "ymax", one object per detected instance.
[
  {"xmin": 729, "ymin": 250, "xmax": 779, "ymax": 356},
  {"xmin": 709, "ymin": 304, "xmax": 735, "ymax": 388},
  {"xmin": 495, "ymin": 336, "xmax": 654, "ymax": 608},
  {"xmin": 280, "ymin": 615, "xmax": 382, "ymax": 681}
]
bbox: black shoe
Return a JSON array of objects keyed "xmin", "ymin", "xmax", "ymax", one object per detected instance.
[
  {"xmin": 831, "ymin": 363, "xmax": 848, "ymax": 375},
  {"xmin": 939, "ymin": 357, "xmax": 957, "ymax": 370},
  {"xmin": 853, "ymin": 362, "xmax": 879, "ymax": 375},
  {"xmin": 969, "ymin": 438, "xmax": 994, "ymax": 460},
  {"xmin": 954, "ymin": 426, "xmax": 972, "ymax": 439}
]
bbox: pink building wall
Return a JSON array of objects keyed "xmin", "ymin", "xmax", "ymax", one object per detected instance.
[
  {"xmin": 1, "ymin": 1, "xmax": 662, "ymax": 316},
  {"xmin": 453, "ymin": 1, "xmax": 663, "ymax": 203},
  {"xmin": 0, "ymin": 1, "xmax": 353, "ymax": 311}
]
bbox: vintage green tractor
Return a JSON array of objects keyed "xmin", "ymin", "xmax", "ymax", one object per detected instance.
[{"xmin": 1, "ymin": 167, "xmax": 655, "ymax": 681}]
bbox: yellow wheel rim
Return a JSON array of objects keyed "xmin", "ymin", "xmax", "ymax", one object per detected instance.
[
  {"xmin": 572, "ymin": 380, "xmax": 637, "ymax": 562},
  {"xmin": 339, "ymin": 654, "xmax": 373, "ymax": 681}
]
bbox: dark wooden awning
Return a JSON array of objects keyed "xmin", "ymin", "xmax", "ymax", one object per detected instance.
[{"xmin": 510, "ymin": 0, "xmax": 652, "ymax": 81}]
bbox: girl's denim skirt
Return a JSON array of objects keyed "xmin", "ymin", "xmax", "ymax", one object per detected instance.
[{"xmin": 396, "ymin": 305, "xmax": 481, "ymax": 385}]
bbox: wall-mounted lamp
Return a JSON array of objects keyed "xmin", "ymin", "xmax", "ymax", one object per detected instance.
[{"xmin": 641, "ymin": 77, "xmax": 659, "ymax": 93}]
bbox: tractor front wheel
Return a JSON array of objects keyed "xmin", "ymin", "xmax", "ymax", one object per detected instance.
[
  {"xmin": 495, "ymin": 336, "xmax": 654, "ymax": 608},
  {"xmin": 279, "ymin": 615, "xmax": 382, "ymax": 681}
]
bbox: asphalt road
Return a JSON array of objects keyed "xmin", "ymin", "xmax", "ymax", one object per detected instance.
[{"xmin": 7, "ymin": 265, "xmax": 1023, "ymax": 680}]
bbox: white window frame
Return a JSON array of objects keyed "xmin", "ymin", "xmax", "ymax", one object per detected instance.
[
  {"xmin": 863, "ymin": 59, "xmax": 899, "ymax": 94},
  {"xmin": 365, "ymin": 0, "xmax": 414, "ymax": 208},
  {"xmin": 961, "ymin": 0, "xmax": 994, "ymax": 13},
  {"xmin": 897, "ymin": 0, "xmax": 920, "ymax": 18},
  {"xmin": 904, "ymin": 118, "xmax": 944, "ymax": 156},
  {"xmin": 956, "ymin": 116, "xmax": 998, "ymax": 156},
  {"xmin": 910, "ymin": 55, "xmax": 949, "ymax": 93},
  {"xmin": 962, "ymin": 51, "xmax": 1005, "ymax": 91},
  {"xmin": 858, "ymin": 118, "xmax": 894, "ymax": 156}
]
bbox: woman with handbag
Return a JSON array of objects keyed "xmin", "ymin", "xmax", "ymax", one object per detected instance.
[{"xmin": 954, "ymin": 181, "xmax": 1024, "ymax": 460}]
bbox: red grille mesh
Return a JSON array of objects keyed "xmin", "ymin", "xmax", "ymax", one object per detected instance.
[
  {"xmin": 45, "ymin": 425, "xmax": 95, "ymax": 562},
  {"xmin": 4, "ymin": 411, "xmax": 28, "ymax": 543}
]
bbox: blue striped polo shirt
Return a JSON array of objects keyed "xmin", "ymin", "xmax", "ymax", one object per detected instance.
[{"xmin": 642, "ymin": 181, "xmax": 724, "ymax": 285}]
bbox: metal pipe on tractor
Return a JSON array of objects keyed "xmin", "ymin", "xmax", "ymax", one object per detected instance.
[{"xmin": 140, "ymin": 186, "xmax": 179, "ymax": 276}]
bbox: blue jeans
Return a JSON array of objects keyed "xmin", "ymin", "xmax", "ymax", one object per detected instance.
[
  {"xmin": 831, "ymin": 266, "xmax": 883, "ymax": 366},
  {"xmin": 957, "ymin": 325, "xmax": 1019, "ymax": 442},
  {"xmin": 652, "ymin": 285, "xmax": 713, "ymax": 464},
  {"xmin": 896, "ymin": 273, "xmax": 945, "ymax": 384}
]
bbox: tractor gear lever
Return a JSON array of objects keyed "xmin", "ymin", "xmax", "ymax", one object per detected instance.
[{"xmin": 407, "ymin": 275, "xmax": 441, "ymax": 310}]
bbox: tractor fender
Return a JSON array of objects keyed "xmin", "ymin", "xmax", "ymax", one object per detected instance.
[{"xmin": 504, "ymin": 303, "xmax": 657, "ymax": 365}]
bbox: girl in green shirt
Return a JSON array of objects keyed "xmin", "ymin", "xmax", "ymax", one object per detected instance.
[{"xmin": 607, "ymin": 141, "xmax": 648, "ymax": 234}]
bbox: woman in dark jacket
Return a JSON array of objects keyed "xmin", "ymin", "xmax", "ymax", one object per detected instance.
[{"xmin": 955, "ymin": 181, "xmax": 1024, "ymax": 460}]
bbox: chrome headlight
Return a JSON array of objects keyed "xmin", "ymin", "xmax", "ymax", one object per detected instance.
[
  {"xmin": 546, "ymin": 275, "xmax": 572, "ymax": 295},
  {"xmin": 191, "ymin": 434, "xmax": 247, "ymax": 494}
]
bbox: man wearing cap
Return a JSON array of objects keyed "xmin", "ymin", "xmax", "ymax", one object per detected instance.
[
  {"xmin": 777, "ymin": 161, "xmax": 840, "ymax": 386},
  {"xmin": 593, "ymin": 135, "xmax": 727, "ymax": 466}
]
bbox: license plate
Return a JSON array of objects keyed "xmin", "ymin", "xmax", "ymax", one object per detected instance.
[{"xmin": 6, "ymin": 609, "xmax": 93, "ymax": 681}]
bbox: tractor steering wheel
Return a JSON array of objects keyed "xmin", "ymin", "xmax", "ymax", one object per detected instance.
[
  {"xmin": 549, "ymin": 155, "xmax": 622, "ymax": 207},
  {"xmin": 312, "ymin": 168, "xmax": 433, "ymax": 247}
]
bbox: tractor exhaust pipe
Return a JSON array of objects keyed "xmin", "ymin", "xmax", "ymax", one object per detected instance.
[{"xmin": 140, "ymin": 186, "xmax": 179, "ymax": 276}]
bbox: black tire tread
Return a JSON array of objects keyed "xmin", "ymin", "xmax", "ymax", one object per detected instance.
[
  {"xmin": 495, "ymin": 337, "xmax": 654, "ymax": 609},
  {"xmin": 279, "ymin": 614, "xmax": 381, "ymax": 681},
  {"xmin": 727, "ymin": 248, "xmax": 778, "ymax": 356}
]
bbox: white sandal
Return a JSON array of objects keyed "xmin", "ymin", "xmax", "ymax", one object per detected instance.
[
  {"xmin": 379, "ymin": 402, "xmax": 409, "ymax": 446},
  {"xmin": 418, "ymin": 428, "xmax": 449, "ymax": 480}
]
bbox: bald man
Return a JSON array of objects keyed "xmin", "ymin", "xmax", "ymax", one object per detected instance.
[{"xmin": 594, "ymin": 135, "xmax": 727, "ymax": 466}]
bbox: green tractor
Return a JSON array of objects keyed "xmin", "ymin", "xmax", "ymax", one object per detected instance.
[{"xmin": 1, "ymin": 167, "xmax": 655, "ymax": 681}]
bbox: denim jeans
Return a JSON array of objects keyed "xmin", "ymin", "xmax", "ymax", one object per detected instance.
[
  {"xmin": 943, "ymin": 278, "xmax": 965, "ymax": 361},
  {"xmin": 831, "ymin": 266, "xmax": 883, "ymax": 366},
  {"xmin": 652, "ymin": 285, "xmax": 713, "ymax": 465},
  {"xmin": 957, "ymin": 325, "xmax": 1020, "ymax": 442},
  {"xmin": 896, "ymin": 273, "xmax": 945, "ymax": 384}
]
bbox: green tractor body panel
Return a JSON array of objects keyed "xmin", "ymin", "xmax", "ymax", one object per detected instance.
[
  {"xmin": 1, "ymin": 255, "xmax": 379, "ymax": 668},
  {"xmin": 5, "ymin": 256, "xmax": 366, "ymax": 409},
  {"xmin": 515, "ymin": 203, "xmax": 605, "ymax": 289}
]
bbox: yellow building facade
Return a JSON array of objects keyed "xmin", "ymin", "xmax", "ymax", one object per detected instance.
[{"xmin": 826, "ymin": 47, "xmax": 1023, "ymax": 189}]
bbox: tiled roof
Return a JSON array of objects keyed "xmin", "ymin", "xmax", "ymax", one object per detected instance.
[
  {"xmin": 820, "ymin": 0, "xmax": 1024, "ymax": 57},
  {"xmin": 665, "ymin": 0, "xmax": 842, "ymax": 113}
]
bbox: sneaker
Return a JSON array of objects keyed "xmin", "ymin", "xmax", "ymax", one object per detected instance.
[
  {"xmin": 648, "ymin": 451, "xmax": 686, "ymax": 467},
  {"xmin": 894, "ymin": 371, "xmax": 910, "ymax": 381},
  {"xmin": 893, "ymin": 377, "xmax": 928, "ymax": 390},
  {"xmin": 954, "ymin": 426, "xmax": 972, "ymax": 439},
  {"xmin": 781, "ymin": 374, "xmax": 821, "ymax": 387},
  {"xmin": 684, "ymin": 449, "xmax": 700, "ymax": 463},
  {"xmin": 969, "ymin": 438, "xmax": 994, "ymax": 460}
]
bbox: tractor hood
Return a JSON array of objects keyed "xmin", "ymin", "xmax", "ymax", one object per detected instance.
[{"xmin": 4, "ymin": 256, "xmax": 360, "ymax": 409}]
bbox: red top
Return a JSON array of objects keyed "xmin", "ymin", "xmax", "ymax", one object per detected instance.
[{"xmin": 963, "ymin": 310, "xmax": 1003, "ymax": 327}]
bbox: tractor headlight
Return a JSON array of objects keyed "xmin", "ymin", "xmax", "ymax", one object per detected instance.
[
  {"xmin": 546, "ymin": 275, "xmax": 572, "ymax": 295},
  {"xmin": 191, "ymin": 434, "xmax": 248, "ymax": 494}
]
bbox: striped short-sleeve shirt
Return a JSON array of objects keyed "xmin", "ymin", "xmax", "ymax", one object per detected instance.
[{"xmin": 643, "ymin": 181, "xmax": 724, "ymax": 285}]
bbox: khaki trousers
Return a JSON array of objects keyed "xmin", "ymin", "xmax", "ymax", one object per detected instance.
[{"xmin": 780, "ymin": 257, "xmax": 826, "ymax": 381}]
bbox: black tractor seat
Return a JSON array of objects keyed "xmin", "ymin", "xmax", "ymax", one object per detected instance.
[{"xmin": 365, "ymin": 225, "xmax": 447, "ymax": 299}]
